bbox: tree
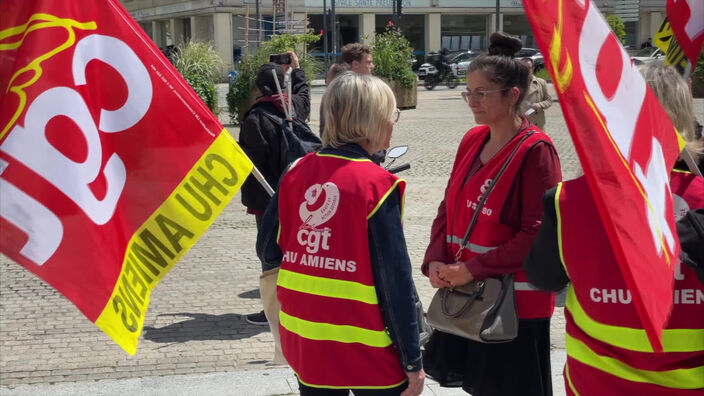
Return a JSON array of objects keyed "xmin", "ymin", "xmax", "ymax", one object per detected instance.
[{"xmin": 607, "ymin": 15, "xmax": 626, "ymax": 45}]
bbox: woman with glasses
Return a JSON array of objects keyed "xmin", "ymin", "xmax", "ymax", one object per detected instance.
[
  {"xmin": 256, "ymin": 72, "xmax": 425, "ymax": 396},
  {"xmin": 421, "ymin": 32, "xmax": 561, "ymax": 396}
]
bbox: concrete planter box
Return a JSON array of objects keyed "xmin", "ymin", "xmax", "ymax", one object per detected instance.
[{"xmin": 382, "ymin": 77, "xmax": 417, "ymax": 110}]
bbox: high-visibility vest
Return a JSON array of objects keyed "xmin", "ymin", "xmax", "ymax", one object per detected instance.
[
  {"xmin": 445, "ymin": 124, "xmax": 556, "ymax": 319},
  {"xmin": 276, "ymin": 151, "xmax": 407, "ymax": 388},
  {"xmin": 556, "ymin": 176, "xmax": 704, "ymax": 395}
]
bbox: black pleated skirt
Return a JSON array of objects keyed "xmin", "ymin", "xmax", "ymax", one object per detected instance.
[{"xmin": 423, "ymin": 318, "xmax": 553, "ymax": 396}]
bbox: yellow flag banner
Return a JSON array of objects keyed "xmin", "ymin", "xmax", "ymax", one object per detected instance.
[
  {"xmin": 654, "ymin": 18, "xmax": 689, "ymax": 74},
  {"xmin": 0, "ymin": 0, "xmax": 253, "ymax": 354}
]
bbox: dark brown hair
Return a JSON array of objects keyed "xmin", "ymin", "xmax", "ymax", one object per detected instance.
[
  {"xmin": 256, "ymin": 63, "xmax": 284, "ymax": 96},
  {"xmin": 468, "ymin": 32, "xmax": 530, "ymax": 110},
  {"xmin": 341, "ymin": 43, "xmax": 372, "ymax": 64}
]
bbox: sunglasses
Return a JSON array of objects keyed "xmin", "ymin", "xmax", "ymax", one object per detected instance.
[{"xmin": 393, "ymin": 108, "xmax": 401, "ymax": 123}]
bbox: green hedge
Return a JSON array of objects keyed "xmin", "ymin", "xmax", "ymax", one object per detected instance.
[{"xmin": 173, "ymin": 41, "xmax": 224, "ymax": 113}]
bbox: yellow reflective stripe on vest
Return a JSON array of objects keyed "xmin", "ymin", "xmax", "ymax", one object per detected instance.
[
  {"xmin": 367, "ymin": 179, "xmax": 404, "ymax": 220},
  {"xmin": 564, "ymin": 362, "xmax": 581, "ymax": 396},
  {"xmin": 554, "ymin": 182, "xmax": 570, "ymax": 277},
  {"xmin": 279, "ymin": 311, "xmax": 392, "ymax": 348},
  {"xmin": 315, "ymin": 152, "xmax": 372, "ymax": 162},
  {"xmin": 566, "ymin": 333, "xmax": 704, "ymax": 389},
  {"xmin": 566, "ymin": 287, "xmax": 704, "ymax": 352},
  {"xmin": 278, "ymin": 269, "xmax": 378, "ymax": 305}
]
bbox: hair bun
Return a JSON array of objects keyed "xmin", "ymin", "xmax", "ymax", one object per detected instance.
[{"xmin": 487, "ymin": 32, "xmax": 522, "ymax": 57}]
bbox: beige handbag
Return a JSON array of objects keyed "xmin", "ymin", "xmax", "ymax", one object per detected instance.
[
  {"xmin": 259, "ymin": 267, "xmax": 287, "ymax": 364},
  {"xmin": 426, "ymin": 132, "xmax": 533, "ymax": 343}
]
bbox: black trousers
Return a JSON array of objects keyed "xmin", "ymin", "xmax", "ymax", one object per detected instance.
[{"xmin": 297, "ymin": 380, "xmax": 408, "ymax": 396}]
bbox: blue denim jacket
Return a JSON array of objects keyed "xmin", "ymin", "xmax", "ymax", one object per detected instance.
[{"xmin": 255, "ymin": 143, "xmax": 422, "ymax": 372}]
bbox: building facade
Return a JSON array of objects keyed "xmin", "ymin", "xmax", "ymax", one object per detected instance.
[{"xmin": 120, "ymin": 0, "xmax": 666, "ymax": 72}]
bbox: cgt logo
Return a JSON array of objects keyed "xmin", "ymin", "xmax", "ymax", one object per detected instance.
[
  {"xmin": 0, "ymin": 14, "xmax": 153, "ymax": 266},
  {"xmin": 297, "ymin": 182, "xmax": 339, "ymax": 254}
]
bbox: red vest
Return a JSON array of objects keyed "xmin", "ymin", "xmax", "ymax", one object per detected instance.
[
  {"xmin": 671, "ymin": 169, "xmax": 704, "ymax": 221},
  {"xmin": 557, "ymin": 176, "xmax": 704, "ymax": 395},
  {"xmin": 445, "ymin": 125, "xmax": 556, "ymax": 319},
  {"xmin": 276, "ymin": 152, "xmax": 407, "ymax": 388}
]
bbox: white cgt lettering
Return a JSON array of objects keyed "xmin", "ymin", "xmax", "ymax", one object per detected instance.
[
  {"xmin": 296, "ymin": 228, "xmax": 332, "ymax": 254},
  {"xmin": 72, "ymin": 34, "xmax": 152, "ymax": 133},
  {"xmin": 578, "ymin": 2, "xmax": 646, "ymax": 159},
  {"xmin": 1, "ymin": 87, "xmax": 126, "ymax": 225},
  {"xmin": 0, "ymin": 160, "xmax": 63, "ymax": 266},
  {"xmin": 0, "ymin": 33, "xmax": 153, "ymax": 265}
]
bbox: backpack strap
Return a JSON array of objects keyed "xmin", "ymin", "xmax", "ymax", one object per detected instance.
[{"xmin": 249, "ymin": 105, "xmax": 287, "ymax": 126}]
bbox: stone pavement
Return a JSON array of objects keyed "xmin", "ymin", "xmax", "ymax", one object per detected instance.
[{"xmin": 1, "ymin": 83, "xmax": 701, "ymax": 395}]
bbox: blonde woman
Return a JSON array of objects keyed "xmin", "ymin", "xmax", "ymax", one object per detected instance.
[{"xmin": 257, "ymin": 72, "xmax": 425, "ymax": 396}]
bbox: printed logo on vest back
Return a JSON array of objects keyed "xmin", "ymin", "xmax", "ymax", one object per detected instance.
[{"xmin": 297, "ymin": 182, "xmax": 340, "ymax": 254}]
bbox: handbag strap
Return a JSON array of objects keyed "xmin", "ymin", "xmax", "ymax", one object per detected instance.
[
  {"xmin": 441, "ymin": 281, "xmax": 486, "ymax": 317},
  {"xmin": 455, "ymin": 131, "xmax": 535, "ymax": 262}
]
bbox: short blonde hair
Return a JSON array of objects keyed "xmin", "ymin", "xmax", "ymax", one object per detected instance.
[
  {"xmin": 321, "ymin": 72, "xmax": 396, "ymax": 149},
  {"xmin": 640, "ymin": 63, "xmax": 702, "ymax": 159}
]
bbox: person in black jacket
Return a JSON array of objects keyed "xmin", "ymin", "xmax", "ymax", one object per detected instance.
[
  {"xmin": 238, "ymin": 54, "xmax": 310, "ymax": 325},
  {"xmin": 239, "ymin": 54, "xmax": 310, "ymax": 215}
]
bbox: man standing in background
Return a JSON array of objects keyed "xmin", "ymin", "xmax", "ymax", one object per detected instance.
[
  {"xmin": 521, "ymin": 57, "xmax": 552, "ymax": 132},
  {"xmin": 341, "ymin": 43, "xmax": 375, "ymax": 75}
]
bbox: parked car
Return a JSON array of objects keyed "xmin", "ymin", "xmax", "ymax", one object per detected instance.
[
  {"xmin": 449, "ymin": 50, "xmax": 485, "ymax": 77},
  {"xmin": 631, "ymin": 47, "xmax": 665, "ymax": 65},
  {"xmin": 516, "ymin": 47, "xmax": 545, "ymax": 72}
]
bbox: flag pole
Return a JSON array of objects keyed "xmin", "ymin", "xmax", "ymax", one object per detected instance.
[
  {"xmin": 250, "ymin": 165, "xmax": 275, "ymax": 197},
  {"xmin": 681, "ymin": 149, "xmax": 703, "ymax": 177}
]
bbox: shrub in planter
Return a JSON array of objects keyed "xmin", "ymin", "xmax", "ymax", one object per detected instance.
[
  {"xmin": 172, "ymin": 41, "xmax": 225, "ymax": 113},
  {"xmin": 371, "ymin": 26, "xmax": 417, "ymax": 108},
  {"xmin": 371, "ymin": 26, "xmax": 416, "ymax": 90},
  {"xmin": 184, "ymin": 73, "xmax": 217, "ymax": 112},
  {"xmin": 227, "ymin": 32, "xmax": 322, "ymax": 125}
]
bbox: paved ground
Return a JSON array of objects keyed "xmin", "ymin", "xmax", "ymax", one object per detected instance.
[{"xmin": 1, "ymin": 82, "xmax": 701, "ymax": 395}]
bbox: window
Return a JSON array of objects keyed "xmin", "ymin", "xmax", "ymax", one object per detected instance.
[{"xmin": 441, "ymin": 15, "xmax": 486, "ymax": 51}]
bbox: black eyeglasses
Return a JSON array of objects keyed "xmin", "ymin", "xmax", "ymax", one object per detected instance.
[
  {"xmin": 461, "ymin": 88, "xmax": 511, "ymax": 103},
  {"xmin": 393, "ymin": 108, "xmax": 401, "ymax": 123}
]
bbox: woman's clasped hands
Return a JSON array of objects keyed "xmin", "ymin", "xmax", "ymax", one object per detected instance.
[{"xmin": 428, "ymin": 261, "xmax": 475, "ymax": 288}]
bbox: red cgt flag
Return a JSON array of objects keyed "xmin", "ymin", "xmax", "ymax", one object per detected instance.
[
  {"xmin": 667, "ymin": 0, "xmax": 704, "ymax": 66},
  {"xmin": 0, "ymin": 0, "xmax": 253, "ymax": 354},
  {"xmin": 523, "ymin": 0, "xmax": 682, "ymax": 351}
]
